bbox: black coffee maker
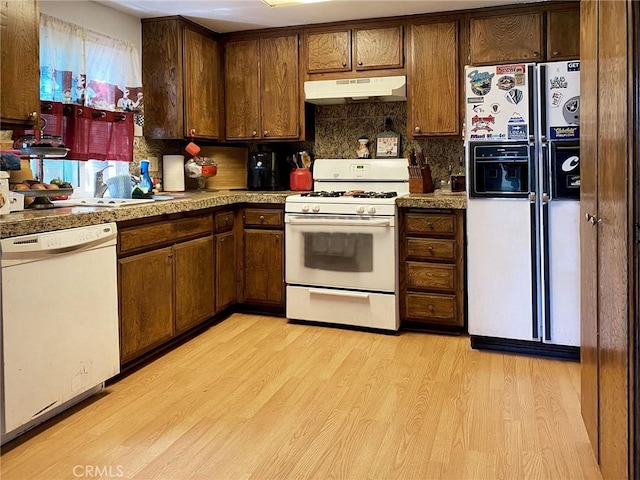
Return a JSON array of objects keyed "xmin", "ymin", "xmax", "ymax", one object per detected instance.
[{"xmin": 248, "ymin": 152, "xmax": 282, "ymax": 190}]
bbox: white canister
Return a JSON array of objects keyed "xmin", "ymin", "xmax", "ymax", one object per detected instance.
[
  {"xmin": 162, "ymin": 155, "xmax": 185, "ymax": 192},
  {"xmin": 0, "ymin": 171, "xmax": 10, "ymax": 215}
]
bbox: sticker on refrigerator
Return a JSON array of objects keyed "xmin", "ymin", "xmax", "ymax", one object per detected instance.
[
  {"xmin": 497, "ymin": 76, "xmax": 515, "ymax": 90},
  {"xmin": 562, "ymin": 155, "xmax": 580, "ymax": 172},
  {"xmin": 562, "ymin": 96, "xmax": 580, "ymax": 124},
  {"xmin": 467, "ymin": 69, "xmax": 494, "ymax": 96},
  {"xmin": 496, "ymin": 64, "xmax": 526, "ymax": 85},
  {"xmin": 508, "ymin": 112, "xmax": 526, "ymax": 123},
  {"xmin": 505, "ymin": 89, "xmax": 524, "ymax": 105},
  {"xmin": 507, "ymin": 124, "xmax": 528, "ymax": 140},
  {"xmin": 467, "ymin": 97, "xmax": 485, "ymax": 104},
  {"xmin": 550, "ymin": 76, "xmax": 568, "ymax": 89},
  {"xmin": 550, "ymin": 126, "xmax": 580, "ymax": 140},
  {"xmin": 470, "ymin": 114, "xmax": 495, "ymax": 132},
  {"xmin": 551, "ymin": 91, "xmax": 564, "ymax": 107},
  {"xmin": 472, "ymin": 104, "xmax": 484, "ymax": 112},
  {"xmin": 489, "ymin": 103, "xmax": 501, "ymax": 114},
  {"xmin": 567, "ymin": 61, "xmax": 580, "ymax": 72}
]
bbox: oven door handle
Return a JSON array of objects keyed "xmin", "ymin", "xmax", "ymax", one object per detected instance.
[
  {"xmin": 286, "ymin": 216, "xmax": 391, "ymax": 227},
  {"xmin": 309, "ymin": 288, "xmax": 370, "ymax": 299}
]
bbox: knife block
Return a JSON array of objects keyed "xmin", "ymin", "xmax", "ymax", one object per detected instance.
[{"xmin": 408, "ymin": 166, "xmax": 434, "ymax": 193}]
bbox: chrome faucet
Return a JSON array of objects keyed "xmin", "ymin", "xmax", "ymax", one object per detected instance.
[{"xmin": 94, "ymin": 166, "xmax": 112, "ymax": 198}]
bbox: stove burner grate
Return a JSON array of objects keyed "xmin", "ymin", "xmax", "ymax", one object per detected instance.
[
  {"xmin": 351, "ymin": 191, "xmax": 398, "ymax": 199},
  {"xmin": 300, "ymin": 190, "xmax": 398, "ymax": 199},
  {"xmin": 300, "ymin": 191, "xmax": 345, "ymax": 197}
]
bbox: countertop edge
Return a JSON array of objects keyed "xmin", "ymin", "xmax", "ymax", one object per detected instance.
[{"xmin": 1, "ymin": 190, "xmax": 467, "ymax": 238}]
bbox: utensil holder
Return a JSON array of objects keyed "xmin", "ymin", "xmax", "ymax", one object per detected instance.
[{"xmin": 408, "ymin": 166, "xmax": 434, "ymax": 193}]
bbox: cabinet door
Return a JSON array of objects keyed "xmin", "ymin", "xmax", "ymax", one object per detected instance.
[
  {"xmin": 547, "ymin": 9, "xmax": 580, "ymax": 61},
  {"xmin": 408, "ymin": 21, "xmax": 459, "ymax": 136},
  {"xmin": 306, "ymin": 30, "xmax": 351, "ymax": 73},
  {"xmin": 216, "ymin": 230, "xmax": 237, "ymax": 312},
  {"xmin": 184, "ymin": 27, "xmax": 220, "ymax": 139},
  {"xmin": 119, "ymin": 248, "xmax": 174, "ymax": 364},
  {"xmin": 225, "ymin": 39, "xmax": 260, "ymax": 139},
  {"xmin": 0, "ymin": 0, "xmax": 39, "ymax": 129},
  {"xmin": 244, "ymin": 230, "xmax": 284, "ymax": 305},
  {"xmin": 260, "ymin": 35, "xmax": 299, "ymax": 139},
  {"xmin": 354, "ymin": 26, "xmax": 403, "ymax": 70},
  {"xmin": 174, "ymin": 236, "xmax": 214, "ymax": 333},
  {"xmin": 470, "ymin": 13, "xmax": 543, "ymax": 65}
]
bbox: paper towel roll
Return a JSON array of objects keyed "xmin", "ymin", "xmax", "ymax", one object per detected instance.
[{"xmin": 162, "ymin": 155, "xmax": 185, "ymax": 192}]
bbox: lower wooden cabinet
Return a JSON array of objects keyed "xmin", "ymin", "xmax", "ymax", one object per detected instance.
[
  {"xmin": 118, "ymin": 213, "xmax": 214, "ymax": 364},
  {"xmin": 400, "ymin": 209, "xmax": 466, "ymax": 331},
  {"xmin": 242, "ymin": 207, "xmax": 284, "ymax": 307},
  {"xmin": 214, "ymin": 210, "xmax": 237, "ymax": 312},
  {"xmin": 118, "ymin": 247, "xmax": 175, "ymax": 364}
]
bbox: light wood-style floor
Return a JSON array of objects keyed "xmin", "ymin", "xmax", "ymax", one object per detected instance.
[{"xmin": 1, "ymin": 313, "xmax": 601, "ymax": 480}]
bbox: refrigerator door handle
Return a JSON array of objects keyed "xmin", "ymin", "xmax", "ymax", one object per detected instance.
[
  {"xmin": 541, "ymin": 201, "xmax": 551, "ymax": 341},
  {"xmin": 530, "ymin": 201, "xmax": 540, "ymax": 339},
  {"xmin": 539, "ymin": 65, "xmax": 548, "ymax": 137}
]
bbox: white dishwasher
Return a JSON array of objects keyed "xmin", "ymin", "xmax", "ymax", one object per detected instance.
[{"xmin": 0, "ymin": 223, "xmax": 120, "ymax": 444}]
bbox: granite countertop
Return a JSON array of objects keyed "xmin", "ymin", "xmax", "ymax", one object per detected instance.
[{"xmin": 0, "ymin": 189, "xmax": 466, "ymax": 238}]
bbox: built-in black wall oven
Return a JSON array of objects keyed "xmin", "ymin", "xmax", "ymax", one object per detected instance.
[{"xmin": 469, "ymin": 142, "xmax": 531, "ymax": 198}]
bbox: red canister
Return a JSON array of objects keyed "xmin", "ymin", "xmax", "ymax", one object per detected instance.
[{"xmin": 290, "ymin": 168, "xmax": 312, "ymax": 191}]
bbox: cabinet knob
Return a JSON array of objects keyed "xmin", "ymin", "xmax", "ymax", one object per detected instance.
[
  {"xmin": 552, "ymin": 50, "xmax": 559, "ymax": 57},
  {"xmin": 342, "ymin": 61, "xmax": 347, "ymax": 67},
  {"xmin": 414, "ymin": 126, "xmax": 421, "ymax": 134},
  {"xmin": 428, "ymin": 305, "xmax": 434, "ymax": 311},
  {"xmin": 263, "ymin": 130, "xmax": 269, "ymax": 137},
  {"xmin": 252, "ymin": 130, "xmax": 257, "ymax": 137},
  {"xmin": 259, "ymin": 215, "xmax": 265, "ymax": 222},
  {"xmin": 190, "ymin": 128, "xmax": 196, "ymax": 136},
  {"xmin": 357, "ymin": 61, "xmax": 363, "ymax": 66},
  {"xmin": 28, "ymin": 111, "xmax": 37, "ymax": 121},
  {"xmin": 533, "ymin": 51, "xmax": 539, "ymax": 57},
  {"xmin": 427, "ymin": 222, "xmax": 433, "ymax": 229},
  {"xmin": 427, "ymin": 246, "xmax": 434, "ymax": 252}
]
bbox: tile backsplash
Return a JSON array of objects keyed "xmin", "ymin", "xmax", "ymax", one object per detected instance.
[{"xmin": 312, "ymin": 102, "xmax": 465, "ymax": 185}]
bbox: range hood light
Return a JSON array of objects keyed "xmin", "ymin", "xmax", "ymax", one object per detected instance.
[{"xmin": 262, "ymin": 0, "xmax": 332, "ymax": 6}]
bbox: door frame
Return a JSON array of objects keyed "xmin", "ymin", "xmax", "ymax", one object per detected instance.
[{"xmin": 632, "ymin": 1, "xmax": 639, "ymax": 477}]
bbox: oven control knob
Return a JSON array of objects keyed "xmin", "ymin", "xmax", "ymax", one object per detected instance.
[
  {"xmin": 312, "ymin": 204, "xmax": 320, "ymax": 213},
  {"xmin": 356, "ymin": 205, "xmax": 365, "ymax": 214},
  {"xmin": 301, "ymin": 204, "xmax": 309, "ymax": 212},
  {"xmin": 367, "ymin": 206, "xmax": 376, "ymax": 215}
]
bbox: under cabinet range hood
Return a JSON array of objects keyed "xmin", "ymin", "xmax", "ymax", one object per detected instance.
[{"xmin": 304, "ymin": 75, "xmax": 406, "ymax": 104}]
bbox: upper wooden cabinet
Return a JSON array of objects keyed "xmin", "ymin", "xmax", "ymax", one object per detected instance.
[
  {"xmin": 304, "ymin": 25, "xmax": 403, "ymax": 75},
  {"xmin": 142, "ymin": 17, "xmax": 222, "ymax": 140},
  {"xmin": 225, "ymin": 34, "xmax": 299, "ymax": 140},
  {"xmin": 547, "ymin": 8, "xmax": 580, "ymax": 60},
  {"xmin": 407, "ymin": 20, "xmax": 459, "ymax": 137},
  {"xmin": 470, "ymin": 12, "xmax": 543, "ymax": 65},
  {"xmin": 1, "ymin": 0, "xmax": 40, "ymax": 130},
  {"xmin": 306, "ymin": 30, "xmax": 351, "ymax": 73}
]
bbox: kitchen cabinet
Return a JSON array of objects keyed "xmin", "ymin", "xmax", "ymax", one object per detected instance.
[
  {"xmin": 118, "ymin": 214, "xmax": 214, "ymax": 364},
  {"xmin": 399, "ymin": 209, "xmax": 465, "ymax": 331},
  {"xmin": 546, "ymin": 8, "xmax": 580, "ymax": 60},
  {"xmin": 224, "ymin": 34, "xmax": 299, "ymax": 140},
  {"xmin": 470, "ymin": 12, "xmax": 543, "ymax": 65},
  {"xmin": 1, "ymin": 0, "xmax": 39, "ymax": 130},
  {"xmin": 214, "ymin": 210, "xmax": 237, "ymax": 312},
  {"xmin": 580, "ymin": 0, "xmax": 635, "ymax": 477},
  {"xmin": 142, "ymin": 16, "xmax": 222, "ymax": 140},
  {"xmin": 241, "ymin": 207, "xmax": 284, "ymax": 307},
  {"xmin": 407, "ymin": 20, "xmax": 459, "ymax": 137},
  {"xmin": 304, "ymin": 25, "xmax": 403, "ymax": 75}
]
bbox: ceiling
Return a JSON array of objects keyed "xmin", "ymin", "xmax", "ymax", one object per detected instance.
[{"xmin": 94, "ymin": 0, "xmax": 534, "ymax": 33}]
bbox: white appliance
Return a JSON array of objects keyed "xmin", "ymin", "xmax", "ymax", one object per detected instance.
[
  {"xmin": 304, "ymin": 76, "xmax": 406, "ymax": 105},
  {"xmin": 285, "ymin": 158, "xmax": 409, "ymax": 331},
  {"xmin": 465, "ymin": 61, "xmax": 580, "ymax": 358},
  {"xmin": 1, "ymin": 223, "xmax": 120, "ymax": 444}
]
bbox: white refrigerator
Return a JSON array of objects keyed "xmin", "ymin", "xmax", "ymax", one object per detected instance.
[{"xmin": 464, "ymin": 61, "xmax": 580, "ymax": 358}]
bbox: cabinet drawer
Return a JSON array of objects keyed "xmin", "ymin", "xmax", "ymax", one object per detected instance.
[
  {"xmin": 405, "ymin": 213, "xmax": 455, "ymax": 236},
  {"xmin": 406, "ymin": 292, "xmax": 457, "ymax": 324},
  {"xmin": 406, "ymin": 262, "xmax": 456, "ymax": 291},
  {"xmin": 407, "ymin": 238, "xmax": 455, "ymax": 261},
  {"xmin": 119, "ymin": 215, "xmax": 213, "ymax": 254},
  {"xmin": 215, "ymin": 211, "xmax": 235, "ymax": 232},
  {"xmin": 244, "ymin": 208, "xmax": 283, "ymax": 228}
]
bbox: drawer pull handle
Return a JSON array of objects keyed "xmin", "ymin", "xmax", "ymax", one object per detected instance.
[
  {"xmin": 428, "ymin": 305, "xmax": 434, "ymax": 311},
  {"xmin": 259, "ymin": 215, "xmax": 265, "ymax": 222}
]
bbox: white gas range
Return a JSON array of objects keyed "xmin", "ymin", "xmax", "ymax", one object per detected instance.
[{"xmin": 285, "ymin": 158, "xmax": 409, "ymax": 332}]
